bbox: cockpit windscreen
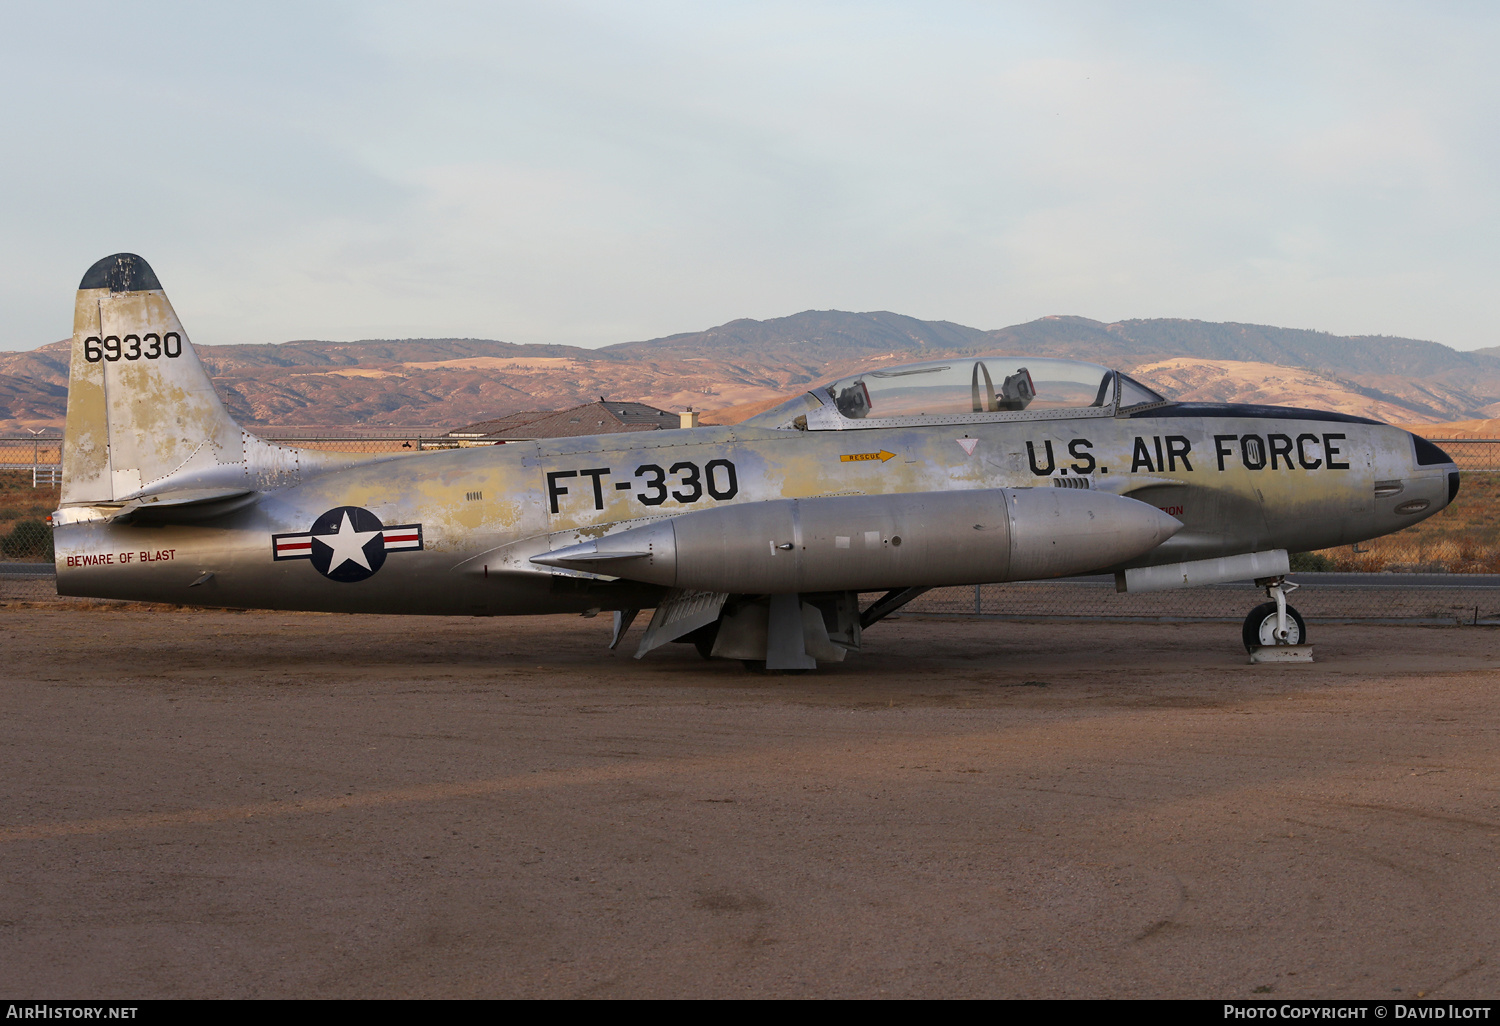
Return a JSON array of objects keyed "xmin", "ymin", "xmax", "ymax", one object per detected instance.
[
  {"xmin": 825, "ymin": 358, "xmax": 1117, "ymax": 420},
  {"xmin": 1117, "ymin": 373, "xmax": 1167, "ymax": 409}
]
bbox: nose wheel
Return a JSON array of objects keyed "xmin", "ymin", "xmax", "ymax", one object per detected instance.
[{"xmin": 1242, "ymin": 576, "xmax": 1307, "ymax": 652}]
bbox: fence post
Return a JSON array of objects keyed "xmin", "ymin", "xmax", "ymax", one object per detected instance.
[{"xmin": 974, "ymin": 584, "xmax": 981, "ymax": 615}]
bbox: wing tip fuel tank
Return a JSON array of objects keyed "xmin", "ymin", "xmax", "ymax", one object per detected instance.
[{"xmin": 535, "ymin": 488, "xmax": 1180, "ymax": 593}]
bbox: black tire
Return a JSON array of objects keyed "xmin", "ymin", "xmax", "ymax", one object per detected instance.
[{"xmin": 1242, "ymin": 602, "xmax": 1307, "ymax": 652}]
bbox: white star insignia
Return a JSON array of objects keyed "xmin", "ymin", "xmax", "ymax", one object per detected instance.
[{"xmin": 316, "ymin": 511, "xmax": 382, "ymax": 572}]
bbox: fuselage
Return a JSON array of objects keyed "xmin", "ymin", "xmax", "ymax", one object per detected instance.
[{"xmin": 53, "ymin": 402, "xmax": 1455, "ymax": 614}]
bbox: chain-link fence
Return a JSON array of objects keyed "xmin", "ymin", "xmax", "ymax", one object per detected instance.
[
  {"xmin": 0, "ymin": 436, "xmax": 62, "ymax": 487},
  {"xmin": 901, "ymin": 576, "xmax": 1500, "ymax": 625},
  {"xmin": 1418, "ymin": 437, "xmax": 1500, "ymax": 471},
  {"xmin": 8, "ymin": 435, "xmax": 1500, "ymax": 617},
  {"xmin": 252, "ymin": 434, "xmax": 481, "ymax": 454}
]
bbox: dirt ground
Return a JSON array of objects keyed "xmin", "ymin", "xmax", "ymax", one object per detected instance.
[{"xmin": 2, "ymin": 610, "xmax": 1498, "ymax": 999}]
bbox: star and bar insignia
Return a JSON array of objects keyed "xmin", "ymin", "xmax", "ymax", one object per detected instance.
[{"xmin": 272, "ymin": 506, "xmax": 424, "ymax": 583}]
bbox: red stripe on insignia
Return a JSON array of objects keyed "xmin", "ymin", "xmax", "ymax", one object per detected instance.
[{"xmin": 273, "ymin": 534, "xmax": 315, "ymax": 560}]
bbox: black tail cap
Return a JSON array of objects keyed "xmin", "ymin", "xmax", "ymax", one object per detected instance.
[
  {"xmin": 79, "ymin": 253, "xmax": 162, "ymax": 293},
  {"xmin": 1450, "ymin": 471, "xmax": 1461, "ymax": 505}
]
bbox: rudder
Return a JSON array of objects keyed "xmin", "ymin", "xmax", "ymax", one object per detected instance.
[{"xmin": 63, "ymin": 253, "xmax": 245, "ymax": 505}]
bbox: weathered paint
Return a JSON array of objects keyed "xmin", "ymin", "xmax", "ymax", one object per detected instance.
[{"xmin": 52, "ymin": 254, "xmax": 1458, "ymax": 618}]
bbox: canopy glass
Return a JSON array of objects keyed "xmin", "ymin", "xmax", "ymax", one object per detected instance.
[{"xmin": 742, "ymin": 356, "xmax": 1167, "ymax": 429}]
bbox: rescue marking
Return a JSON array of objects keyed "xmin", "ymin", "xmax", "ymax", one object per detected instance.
[
  {"xmin": 840, "ymin": 450, "xmax": 897, "ymax": 463},
  {"xmin": 272, "ymin": 506, "xmax": 424, "ymax": 582}
]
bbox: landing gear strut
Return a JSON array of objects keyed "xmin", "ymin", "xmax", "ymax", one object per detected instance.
[{"xmin": 1242, "ymin": 576, "xmax": 1307, "ymax": 653}]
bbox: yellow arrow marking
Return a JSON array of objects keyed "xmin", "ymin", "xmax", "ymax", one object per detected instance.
[{"xmin": 840, "ymin": 450, "xmax": 897, "ymax": 463}]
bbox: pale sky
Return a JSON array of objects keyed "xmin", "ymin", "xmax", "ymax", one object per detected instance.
[{"xmin": 2, "ymin": 1, "xmax": 1498, "ymax": 351}]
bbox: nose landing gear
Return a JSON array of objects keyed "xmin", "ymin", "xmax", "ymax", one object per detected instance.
[{"xmin": 1243, "ymin": 576, "xmax": 1312, "ymax": 661}]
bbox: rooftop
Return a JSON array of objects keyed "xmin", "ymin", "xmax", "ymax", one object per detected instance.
[{"xmin": 448, "ymin": 400, "xmax": 679, "ymax": 440}]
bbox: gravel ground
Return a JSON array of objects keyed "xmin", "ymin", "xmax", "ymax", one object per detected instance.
[{"xmin": 2, "ymin": 609, "xmax": 1498, "ymax": 999}]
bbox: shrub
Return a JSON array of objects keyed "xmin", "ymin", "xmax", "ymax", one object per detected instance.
[
  {"xmin": 2, "ymin": 519, "xmax": 54, "ymax": 561},
  {"xmin": 1289, "ymin": 551, "xmax": 1334, "ymax": 573}
]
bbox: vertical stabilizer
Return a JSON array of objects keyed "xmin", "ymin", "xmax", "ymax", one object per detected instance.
[{"xmin": 63, "ymin": 254, "xmax": 245, "ymax": 505}]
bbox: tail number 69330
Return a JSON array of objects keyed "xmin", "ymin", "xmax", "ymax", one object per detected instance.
[{"xmin": 83, "ymin": 332, "xmax": 183, "ymax": 363}]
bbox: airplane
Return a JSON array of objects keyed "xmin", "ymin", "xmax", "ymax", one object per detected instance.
[{"xmin": 52, "ymin": 253, "xmax": 1460, "ymax": 669}]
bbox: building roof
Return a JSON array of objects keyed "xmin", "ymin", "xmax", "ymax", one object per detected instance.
[
  {"xmin": 448, "ymin": 400, "xmax": 678, "ymax": 440},
  {"xmin": 446, "ymin": 410, "xmax": 552, "ymax": 438}
]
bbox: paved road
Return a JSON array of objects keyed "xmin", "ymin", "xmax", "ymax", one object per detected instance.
[
  {"xmin": 2, "ymin": 611, "xmax": 1498, "ymax": 999},
  {"xmin": 1014, "ymin": 572, "xmax": 1500, "ymax": 589},
  {"xmin": 0, "ymin": 562, "xmax": 53, "ymax": 576}
]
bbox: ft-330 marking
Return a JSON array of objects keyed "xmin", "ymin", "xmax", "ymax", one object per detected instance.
[{"xmin": 547, "ymin": 459, "xmax": 739, "ymax": 513}]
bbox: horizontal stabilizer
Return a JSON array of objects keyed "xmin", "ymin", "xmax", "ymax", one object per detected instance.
[
  {"xmin": 110, "ymin": 486, "xmax": 259, "ymax": 523},
  {"xmin": 125, "ymin": 486, "xmax": 255, "ymax": 508}
]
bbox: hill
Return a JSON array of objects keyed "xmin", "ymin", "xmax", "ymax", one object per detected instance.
[{"xmin": 4, "ymin": 312, "xmax": 1499, "ymax": 431}]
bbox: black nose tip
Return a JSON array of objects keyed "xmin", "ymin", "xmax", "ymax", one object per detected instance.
[{"xmin": 1449, "ymin": 471, "xmax": 1461, "ymax": 505}]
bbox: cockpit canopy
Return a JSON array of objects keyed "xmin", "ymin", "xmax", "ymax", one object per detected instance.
[{"xmin": 743, "ymin": 356, "xmax": 1168, "ymax": 430}]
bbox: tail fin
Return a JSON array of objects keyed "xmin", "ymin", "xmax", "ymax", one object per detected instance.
[
  {"xmin": 63, "ymin": 254, "xmax": 245, "ymax": 505},
  {"xmin": 62, "ymin": 253, "xmax": 354, "ymax": 510}
]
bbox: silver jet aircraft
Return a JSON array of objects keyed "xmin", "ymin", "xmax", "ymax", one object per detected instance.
[{"xmin": 53, "ymin": 254, "xmax": 1459, "ymax": 668}]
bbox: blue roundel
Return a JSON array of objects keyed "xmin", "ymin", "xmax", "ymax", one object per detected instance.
[{"xmin": 308, "ymin": 506, "xmax": 387, "ymax": 583}]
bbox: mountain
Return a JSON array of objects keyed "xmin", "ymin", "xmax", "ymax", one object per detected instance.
[
  {"xmin": 3, "ymin": 311, "xmax": 1499, "ymax": 431},
  {"xmin": 1126, "ymin": 359, "xmax": 1452, "ymax": 424},
  {"xmin": 989, "ymin": 317, "xmax": 1500, "ymax": 381},
  {"xmin": 604, "ymin": 310, "xmax": 988, "ymax": 362}
]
